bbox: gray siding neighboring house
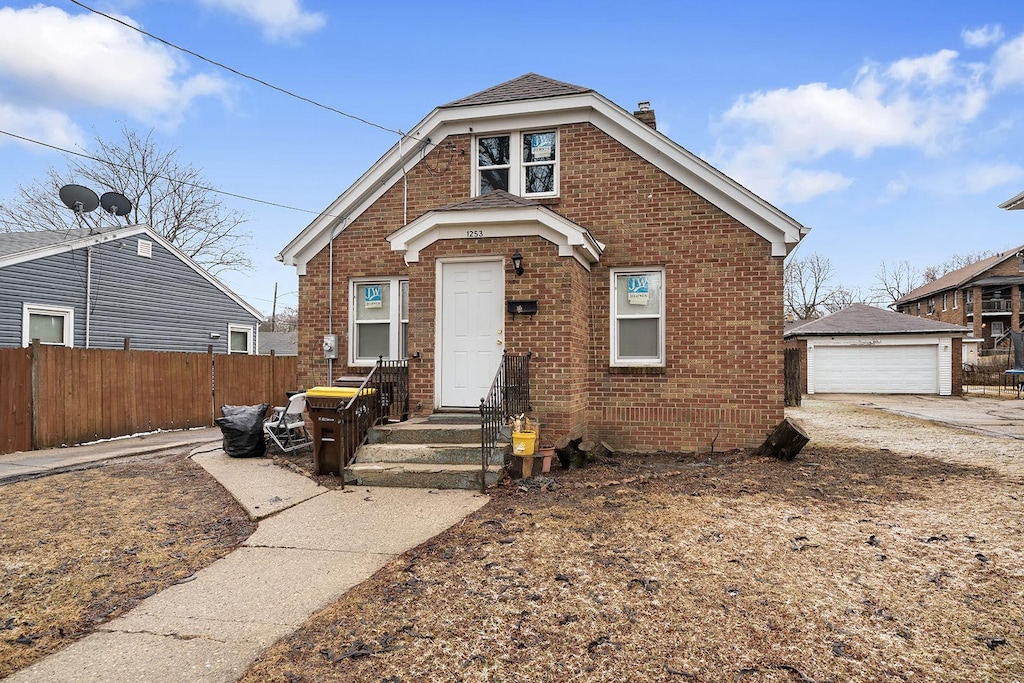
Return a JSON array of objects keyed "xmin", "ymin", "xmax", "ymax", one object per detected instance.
[{"xmin": 0, "ymin": 225, "xmax": 263, "ymax": 353}]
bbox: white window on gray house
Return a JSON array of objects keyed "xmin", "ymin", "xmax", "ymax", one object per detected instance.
[
  {"xmin": 350, "ymin": 278, "xmax": 409, "ymax": 365},
  {"xmin": 228, "ymin": 324, "xmax": 253, "ymax": 354},
  {"xmin": 475, "ymin": 130, "xmax": 558, "ymax": 197},
  {"xmin": 22, "ymin": 303, "xmax": 74, "ymax": 347},
  {"xmin": 610, "ymin": 268, "xmax": 665, "ymax": 366}
]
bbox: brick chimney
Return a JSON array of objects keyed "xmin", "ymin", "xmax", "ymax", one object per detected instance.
[{"xmin": 633, "ymin": 101, "xmax": 656, "ymax": 130}]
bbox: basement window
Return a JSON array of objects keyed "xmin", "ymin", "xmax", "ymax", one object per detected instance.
[{"xmin": 475, "ymin": 130, "xmax": 558, "ymax": 198}]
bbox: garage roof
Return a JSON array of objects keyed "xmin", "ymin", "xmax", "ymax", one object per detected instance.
[{"xmin": 785, "ymin": 304, "xmax": 970, "ymax": 338}]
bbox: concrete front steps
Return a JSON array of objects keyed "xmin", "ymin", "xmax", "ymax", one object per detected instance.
[{"xmin": 346, "ymin": 414, "xmax": 506, "ymax": 490}]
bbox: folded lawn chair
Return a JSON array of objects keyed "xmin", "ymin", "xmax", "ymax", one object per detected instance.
[{"xmin": 264, "ymin": 392, "xmax": 312, "ymax": 453}]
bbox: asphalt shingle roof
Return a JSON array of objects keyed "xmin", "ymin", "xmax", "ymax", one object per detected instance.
[
  {"xmin": 0, "ymin": 226, "xmax": 122, "ymax": 259},
  {"xmin": 784, "ymin": 303, "xmax": 970, "ymax": 337},
  {"xmin": 443, "ymin": 73, "xmax": 592, "ymax": 108},
  {"xmin": 894, "ymin": 245, "xmax": 1024, "ymax": 304},
  {"xmin": 435, "ymin": 190, "xmax": 541, "ymax": 211}
]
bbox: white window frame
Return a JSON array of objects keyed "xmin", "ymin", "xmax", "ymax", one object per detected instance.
[
  {"xmin": 942, "ymin": 292, "xmax": 947, "ymax": 311},
  {"xmin": 227, "ymin": 324, "xmax": 254, "ymax": 354},
  {"xmin": 991, "ymin": 321, "xmax": 1005, "ymax": 338},
  {"xmin": 473, "ymin": 129, "xmax": 559, "ymax": 198},
  {"xmin": 953, "ymin": 290, "xmax": 958, "ymax": 310},
  {"xmin": 610, "ymin": 267, "xmax": 665, "ymax": 367},
  {"xmin": 22, "ymin": 303, "xmax": 74, "ymax": 347},
  {"xmin": 349, "ymin": 277, "xmax": 409, "ymax": 366}
]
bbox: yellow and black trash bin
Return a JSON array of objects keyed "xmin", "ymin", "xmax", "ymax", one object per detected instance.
[{"xmin": 305, "ymin": 386, "xmax": 375, "ymax": 476}]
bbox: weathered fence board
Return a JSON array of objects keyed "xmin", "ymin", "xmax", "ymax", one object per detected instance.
[
  {"xmin": 0, "ymin": 346, "xmax": 296, "ymax": 454},
  {"xmin": 784, "ymin": 347, "xmax": 802, "ymax": 407},
  {"xmin": 0, "ymin": 347, "xmax": 33, "ymax": 453}
]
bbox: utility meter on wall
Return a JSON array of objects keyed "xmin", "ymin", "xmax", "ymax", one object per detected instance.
[{"xmin": 323, "ymin": 334, "xmax": 338, "ymax": 359}]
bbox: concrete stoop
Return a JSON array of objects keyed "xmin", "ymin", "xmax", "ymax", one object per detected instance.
[{"xmin": 347, "ymin": 417, "xmax": 506, "ymax": 490}]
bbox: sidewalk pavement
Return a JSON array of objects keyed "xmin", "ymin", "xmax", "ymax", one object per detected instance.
[
  {"xmin": 4, "ymin": 440, "xmax": 490, "ymax": 683},
  {"xmin": 0, "ymin": 428, "xmax": 223, "ymax": 484}
]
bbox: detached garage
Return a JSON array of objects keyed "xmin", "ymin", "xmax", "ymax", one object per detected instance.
[{"xmin": 785, "ymin": 304, "xmax": 969, "ymax": 396}]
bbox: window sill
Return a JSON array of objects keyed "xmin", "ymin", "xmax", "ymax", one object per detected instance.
[{"xmin": 608, "ymin": 366, "xmax": 666, "ymax": 376}]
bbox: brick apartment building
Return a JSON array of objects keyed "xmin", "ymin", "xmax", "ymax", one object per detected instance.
[
  {"xmin": 277, "ymin": 74, "xmax": 808, "ymax": 452},
  {"xmin": 895, "ymin": 246, "xmax": 1024, "ymax": 349}
]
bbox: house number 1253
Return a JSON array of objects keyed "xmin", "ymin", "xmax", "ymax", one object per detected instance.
[{"xmin": 466, "ymin": 230, "xmax": 484, "ymax": 238}]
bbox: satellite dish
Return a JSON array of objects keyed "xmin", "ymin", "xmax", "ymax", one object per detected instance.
[
  {"xmin": 59, "ymin": 184, "xmax": 100, "ymax": 214},
  {"xmin": 100, "ymin": 191, "xmax": 132, "ymax": 217}
]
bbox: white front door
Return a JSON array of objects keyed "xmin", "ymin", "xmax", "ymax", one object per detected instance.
[{"xmin": 439, "ymin": 259, "xmax": 504, "ymax": 407}]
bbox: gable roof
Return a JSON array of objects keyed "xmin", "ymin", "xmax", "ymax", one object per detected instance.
[
  {"xmin": 894, "ymin": 244, "xmax": 1024, "ymax": 305},
  {"xmin": 278, "ymin": 73, "xmax": 808, "ymax": 274},
  {"xmin": 0, "ymin": 225, "xmax": 264, "ymax": 320},
  {"xmin": 999, "ymin": 189, "xmax": 1024, "ymax": 210},
  {"xmin": 444, "ymin": 73, "xmax": 593, "ymax": 108},
  {"xmin": 785, "ymin": 303, "xmax": 969, "ymax": 338}
]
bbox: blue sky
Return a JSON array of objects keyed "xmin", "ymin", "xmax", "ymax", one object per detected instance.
[{"xmin": 2, "ymin": 0, "xmax": 1024, "ymax": 315}]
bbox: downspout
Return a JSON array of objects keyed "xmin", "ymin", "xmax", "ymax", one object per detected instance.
[
  {"xmin": 400, "ymin": 131, "xmax": 408, "ymax": 225},
  {"xmin": 328, "ymin": 220, "xmax": 335, "ymax": 385},
  {"xmin": 85, "ymin": 246, "xmax": 92, "ymax": 349}
]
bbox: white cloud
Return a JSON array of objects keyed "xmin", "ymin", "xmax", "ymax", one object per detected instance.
[
  {"xmin": 712, "ymin": 48, "xmax": 990, "ymax": 204},
  {"xmin": 0, "ymin": 104, "xmax": 83, "ymax": 150},
  {"xmin": 991, "ymin": 32, "xmax": 1024, "ymax": 89},
  {"xmin": 962, "ymin": 162, "xmax": 1024, "ymax": 194},
  {"xmin": 0, "ymin": 6, "xmax": 228, "ymax": 127},
  {"xmin": 198, "ymin": 0, "xmax": 326, "ymax": 42},
  {"xmin": 886, "ymin": 49, "xmax": 959, "ymax": 86},
  {"xmin": 962, "ymin": 24, "xmax": 1004, "ymax": 48}
]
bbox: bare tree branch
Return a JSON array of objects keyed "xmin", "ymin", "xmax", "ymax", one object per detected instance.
[
  {"xmin": 784, "ymin": 253, "xmax": 843, "ymax": 320},
  {"xmin": 0, "ymin": 125, "xmax": 251, "ymax": 274},
  {"xmin": 873, "ymin": 260, "xmax": 922, "ymax": 307}
]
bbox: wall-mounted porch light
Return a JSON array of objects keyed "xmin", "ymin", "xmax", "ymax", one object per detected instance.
[{"xmin": 511, "ymin": 250, "xmax": 524, "ymax": 277}]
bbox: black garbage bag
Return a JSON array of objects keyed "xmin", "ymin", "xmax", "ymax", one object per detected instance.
[{"xmin": 215, "ymin": 402, "xmax": 270, "ymax": 458}]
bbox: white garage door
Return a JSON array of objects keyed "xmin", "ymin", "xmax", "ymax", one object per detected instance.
[{"xmin": 812, "ymin": 344, "xmax": 939, "ymax": 394}]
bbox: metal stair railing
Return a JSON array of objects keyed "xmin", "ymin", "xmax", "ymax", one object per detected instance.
[
  {"xmin": 336, "ymin": 357, "xmax": 409, "ymax": 484},
  {"xmin": 479, "ymin": 351, "xmax": 532, "ymax": 494}
]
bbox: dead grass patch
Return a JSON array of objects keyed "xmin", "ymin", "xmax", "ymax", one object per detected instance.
[
  {"xmin": 241, "ymin": 445, "xmax": 1024, "ymax": 682},
  {"xmin": 0, "ymin": 452, "xmax": 255, "ymax": 678}
]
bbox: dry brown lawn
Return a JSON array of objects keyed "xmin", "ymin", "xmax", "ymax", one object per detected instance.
[
  {"xmin": 241, "ymin": 403, "xmax": 1024, "ymax": 682},
  {"xmin": 0, "ymin": 451, "xmax": 255, "ymax": 678}
]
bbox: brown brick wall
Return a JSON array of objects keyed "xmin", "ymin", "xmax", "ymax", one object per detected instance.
[{"xmin": 296, "ymin": 123, "xmax": 785, "ymax": 451}]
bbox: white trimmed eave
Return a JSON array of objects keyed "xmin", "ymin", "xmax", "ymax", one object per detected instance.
[
  {"xmin": 1, "ymin": 224, "xmax": 265, "ymax": 321},
  {"xmin": 387, "ymin": 206, "xmax": 604, "ymax": 270},
  {"xmin": 279, "ymin": 90, "xmax": 807, "ymax": 271}
]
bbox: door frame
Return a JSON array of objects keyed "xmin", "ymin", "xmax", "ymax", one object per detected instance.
[{"xmin": 434, "ymin": 255, "xmax": 505, "ymax": 409}]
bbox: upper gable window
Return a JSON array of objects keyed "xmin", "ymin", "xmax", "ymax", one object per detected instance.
[{"xmin": 476, "ymin": 130, "xmax": 558, "ymax": 198}]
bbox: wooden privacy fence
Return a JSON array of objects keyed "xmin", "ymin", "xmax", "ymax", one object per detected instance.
[
  {"xmin": 0, "ymin": 345, "xmax": 297, "ymax": 455},
  {"xmin": 784, "ymin": 347, "xmax": 802, "ymax": 407}
]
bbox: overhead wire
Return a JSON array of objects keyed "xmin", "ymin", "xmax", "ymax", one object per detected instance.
[{"xmin": 64, "ymin": 0, "xmax": 425, "ymax": 143}]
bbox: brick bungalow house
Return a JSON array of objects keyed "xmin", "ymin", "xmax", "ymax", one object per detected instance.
[
  {"xmin": 894, "ymin": 245, "xmax": 1024, "ymax": 349},
  {"xmin": 277, "ymin": 74, "xmax": 808, "ymax": 453}
]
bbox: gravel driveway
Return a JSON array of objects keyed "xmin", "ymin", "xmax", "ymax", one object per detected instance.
[{"xmin": 788, "ymin": 395, "xmax": 1024, "ymax": 478}]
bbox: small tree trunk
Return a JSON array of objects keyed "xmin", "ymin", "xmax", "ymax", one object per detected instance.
[{"xmin": 752, "ymin": 417, "xmax": 810, "ymax": 461}]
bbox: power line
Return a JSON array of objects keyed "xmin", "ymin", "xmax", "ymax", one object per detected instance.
[
  {"xmin": 0, "ymin": 128, "xmax": 325, "ymax": 215},
  {"xmin": 65, "ymin": 0, "xmax": 419, "ymax": 141}
]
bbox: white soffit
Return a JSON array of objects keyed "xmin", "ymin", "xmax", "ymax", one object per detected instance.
[{"xmin": 388, "ymin": 206, "xmax": 604, "ymax": 270}]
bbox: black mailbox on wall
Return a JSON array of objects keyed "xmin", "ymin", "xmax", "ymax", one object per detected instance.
[{"xmin": 507, "ymin": 300, "xmax": 538, "ymax": 317}]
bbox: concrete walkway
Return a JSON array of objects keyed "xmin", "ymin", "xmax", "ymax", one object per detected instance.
[{"xmin": 4, "ymin": 441, "xmax": 489, "ymax": 683}]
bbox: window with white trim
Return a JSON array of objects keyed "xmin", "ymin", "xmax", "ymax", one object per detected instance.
[
  {"xmin": 942, "ymin": 292, "xmax": 947, "ymax": 311},
  {"xmin": 953, "ymin": 290, "xmax": 958, "ymax": 310},
  {"xmin": 228, "ymin": 324, "xmax": 253, "ymax": 354},
  {"xmin": 350, "ymin": 278, "xmax": 409, "ymax": 365},
  {"xmin": 991, "ymin": 321, "xmax": 1005, "ymax": 338},
  {"xmin": 475, "ymin": 130, "xmax": 558, "ymax": 197},
  {"xmin": 22, "ymin": 304, "xmax": 74, "ymax": 347},
  {"xmin": 610, "ymin": 268, "xmax": 665, "ymax": 366}
]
